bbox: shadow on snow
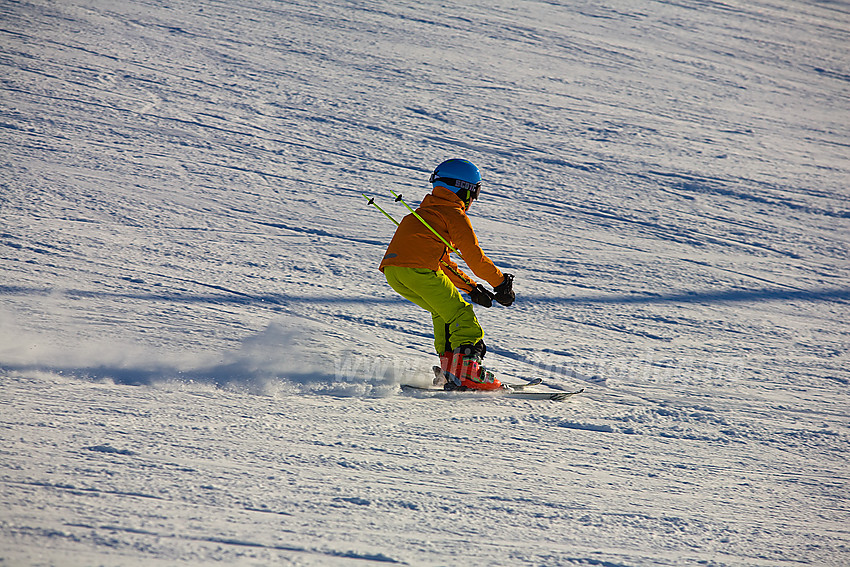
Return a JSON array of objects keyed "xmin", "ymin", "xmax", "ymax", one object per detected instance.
[{"xmin": 1, "ymin": 285, "xmax": 848, "ymax": 306}]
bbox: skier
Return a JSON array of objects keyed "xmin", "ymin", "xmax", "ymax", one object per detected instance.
[{"xmin": 379, "ymin": 158, "xmax": 515, "ymax": 390}]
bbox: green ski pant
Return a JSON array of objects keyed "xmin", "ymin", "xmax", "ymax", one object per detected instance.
[{"xmin": 383, "ymin": 265, "xmax": 484, "ymax": 354}]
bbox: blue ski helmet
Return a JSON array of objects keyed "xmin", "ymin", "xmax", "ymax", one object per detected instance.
[{"xmin": 429, "ymin": 159, "xmax": 482, "ymax": 204}]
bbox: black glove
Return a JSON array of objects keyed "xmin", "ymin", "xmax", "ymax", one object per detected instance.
[
  {"xmin": 468, "ymin": 284, "xmax": 494, "ymax": 308},
  {"xmin": 494, "ymin": 273, "xmax": 515, "ymax": 306}
]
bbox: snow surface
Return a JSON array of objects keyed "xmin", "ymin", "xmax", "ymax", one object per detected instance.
[{"xmin": 1, "ymin": 0, "xmax": 849, "ymax": 565}]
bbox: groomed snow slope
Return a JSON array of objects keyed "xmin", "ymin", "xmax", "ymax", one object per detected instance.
[{"xmin": 1, "ymin": 0, "xmax": 849, "ymax": 565}]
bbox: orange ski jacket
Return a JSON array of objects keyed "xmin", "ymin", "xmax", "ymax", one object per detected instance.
[{"xmin": 379, "ymin": 186, "xmax": 504, "ymax": 292}]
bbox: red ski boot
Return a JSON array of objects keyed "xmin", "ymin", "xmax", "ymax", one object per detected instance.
[{"xmin": 438, "ymin": 344, "xmax": 502, "ymax": 391}]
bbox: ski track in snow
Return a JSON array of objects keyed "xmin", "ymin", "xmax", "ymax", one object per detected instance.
[{"xmin": 1, "ymin": 0, "xmax": 849, "ymax": 565}]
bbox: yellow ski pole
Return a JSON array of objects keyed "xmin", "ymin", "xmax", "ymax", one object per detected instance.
[
  {"xmin": 389, "ymin": 190, "xmax": 463, "ymax": 259},
  {"xmin": 363, "ymin": 193, "xmax": 476, "ymax": 290},
  {"xmin": 362, "ymin": 193, "xmax": 400, "ymax": 226}
]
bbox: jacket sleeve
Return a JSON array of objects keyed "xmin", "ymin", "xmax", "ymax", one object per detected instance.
[{"xmin": 448, "ymin": 211, "xmax": 505, "ymax": 288}]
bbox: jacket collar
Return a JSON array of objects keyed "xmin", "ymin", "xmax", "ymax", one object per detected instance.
[{"xmin": 422, "ymin": 186, "xmax": 467, "ymax": 211}]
